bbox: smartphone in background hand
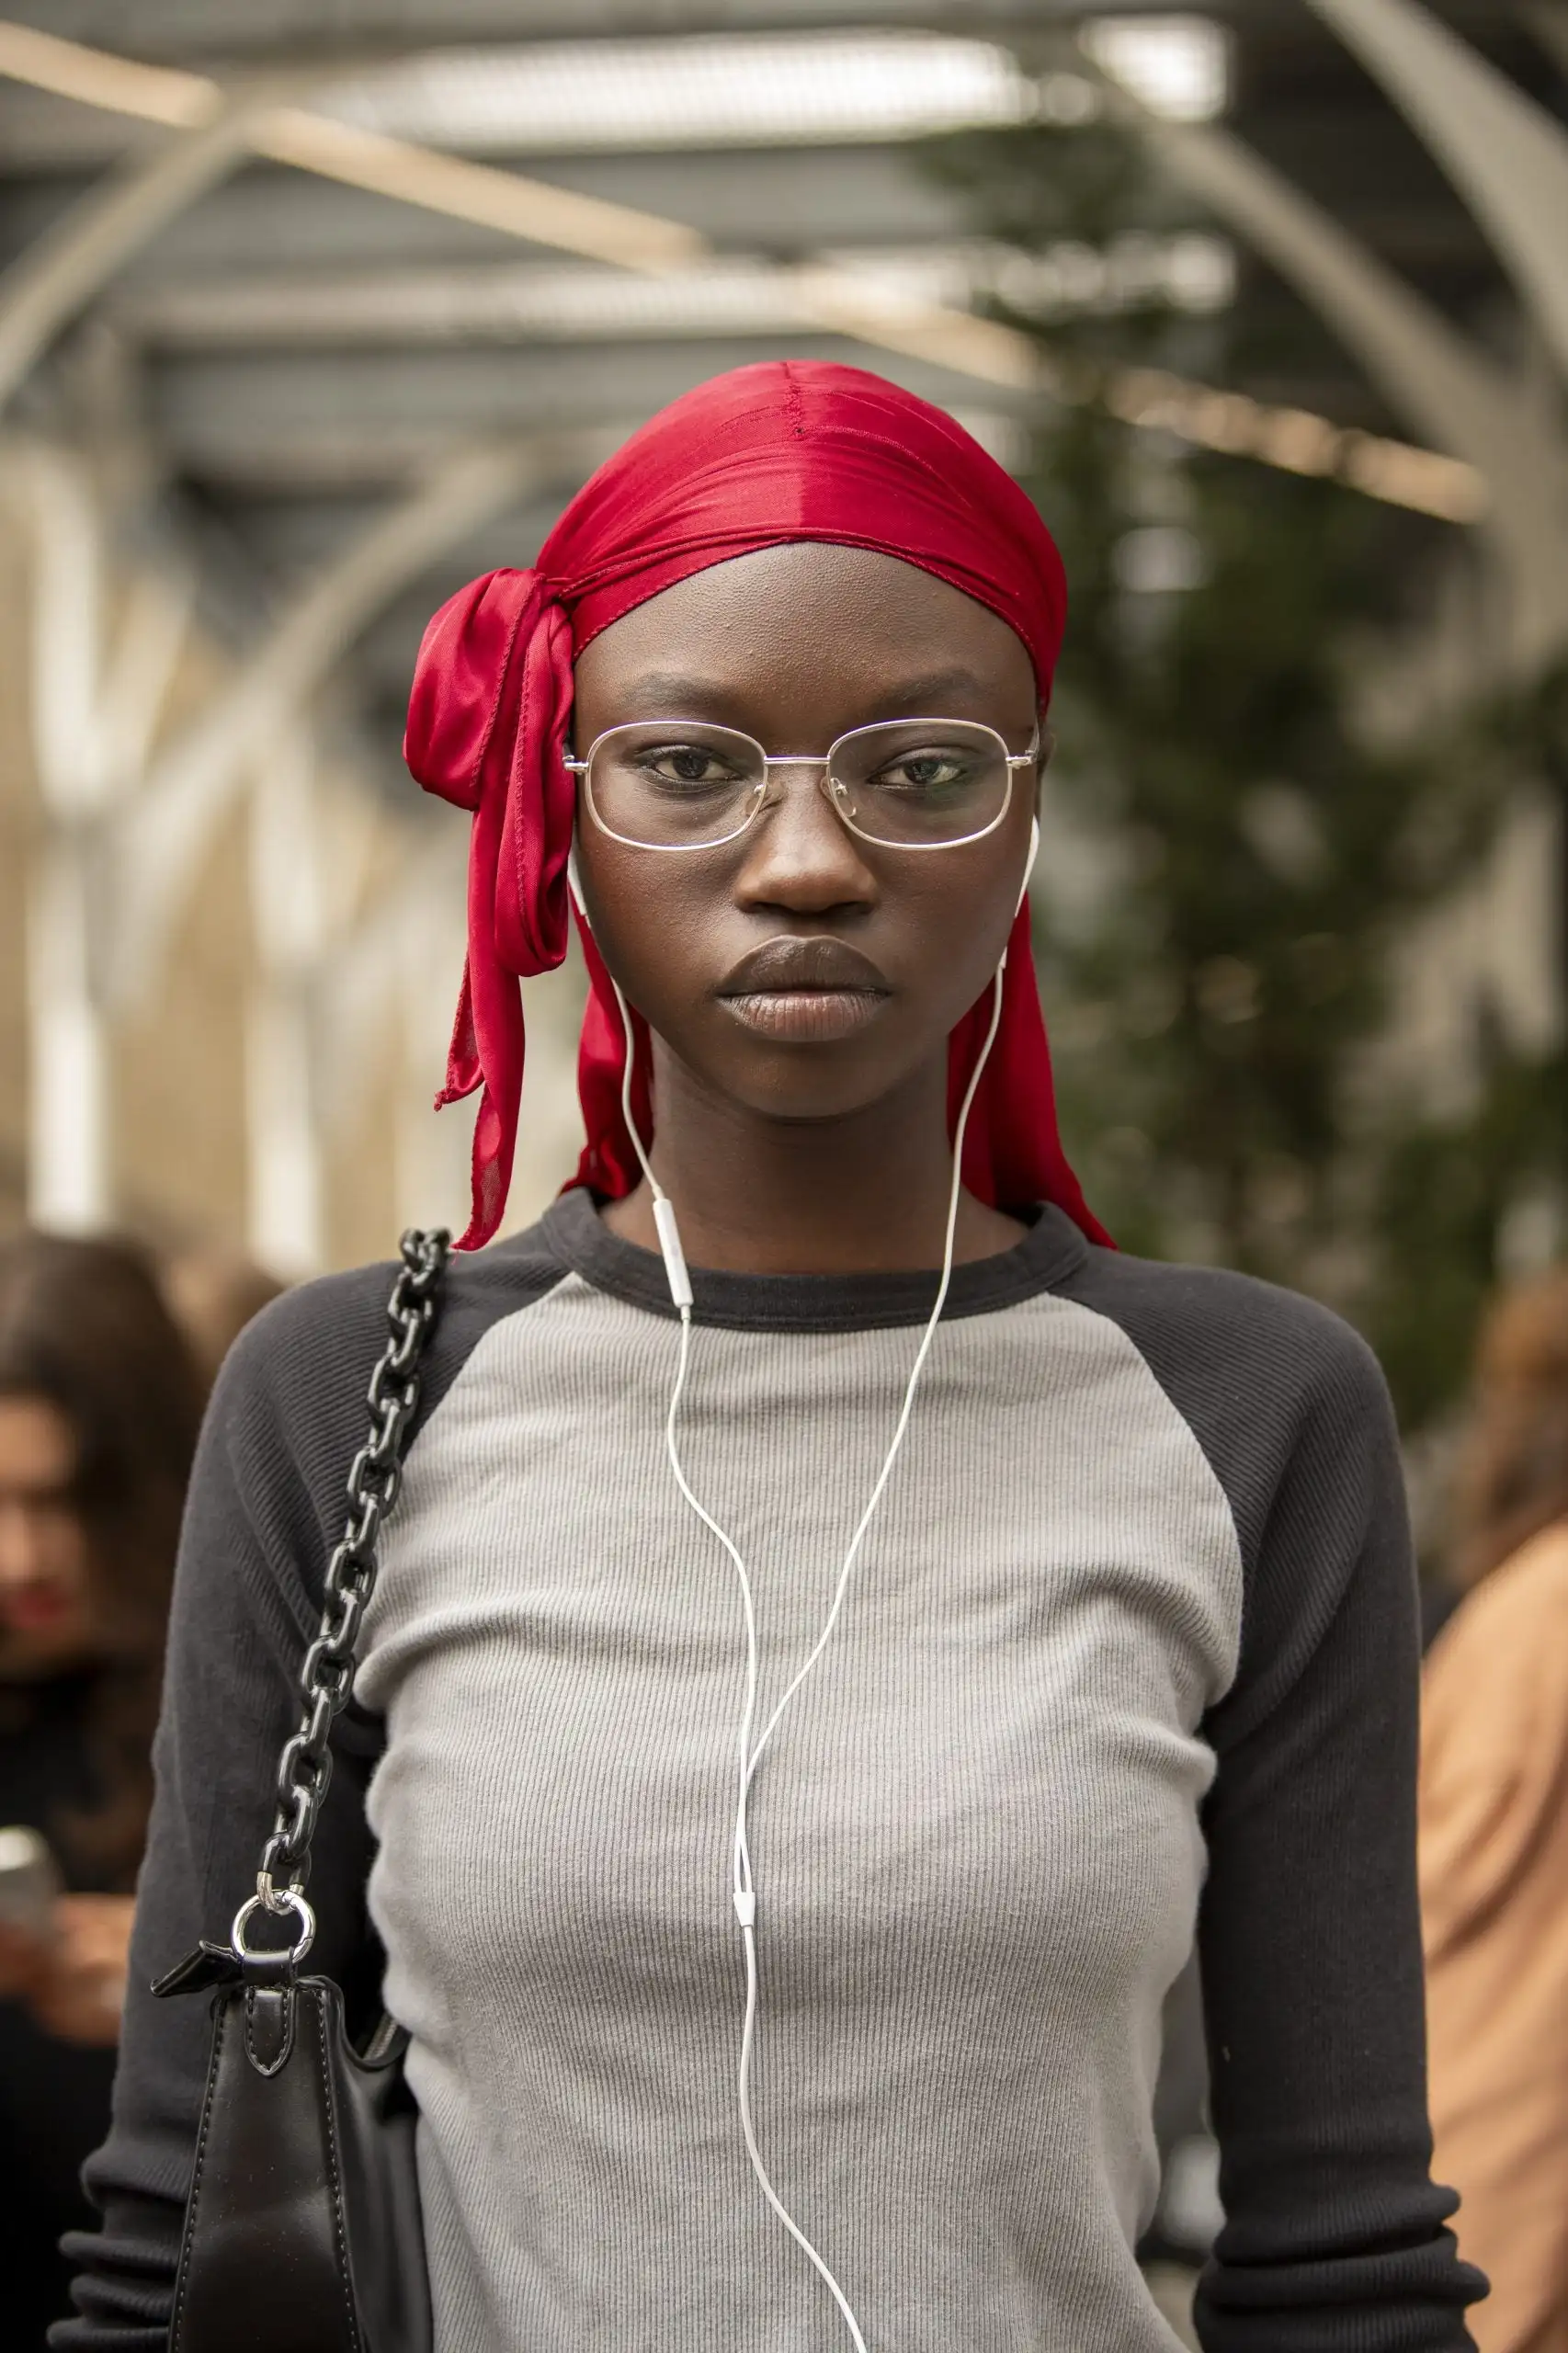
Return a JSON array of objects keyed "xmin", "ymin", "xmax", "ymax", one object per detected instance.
[{"xmin": 0, "ymin": 1824, "xmax": 62, "ymax": 1938}]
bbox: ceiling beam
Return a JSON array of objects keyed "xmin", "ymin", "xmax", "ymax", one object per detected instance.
[
  {"xmin": 1304, "ymin": 0, "xmax": 1568, "ymax": 384},
  {"xmin": 0, "ymin": 19, "xmax": 709, "ymax": 272},
  {"xmin": 1131, "ymin": 111, "xmax": 1568, "ymax": 660},
  {"xmin": 0, "ymin": 96, "xmax": 272, "ymax": 407},
  {"xmin": 0, "ymin": 16, "xmax": 1489, "ymax": 525},
  {"xmin": 0, "ymin": 2, "xmax": 1076, "ymax": 61},
  {"xmin": 3, "ymin": 150, "xmax": 965, "ymax": 271}
]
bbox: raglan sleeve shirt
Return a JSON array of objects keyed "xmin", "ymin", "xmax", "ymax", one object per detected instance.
[{"xmin": 52, "ymin": 1203, "xmax": 1483, "ymax": 2350}]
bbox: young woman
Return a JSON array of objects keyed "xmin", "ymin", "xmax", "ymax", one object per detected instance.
[
  {"xmin": 63, "ymin": 363, "xmax": 1483, "ymax": 2350},
  {"xmin": 0, "ymin": 1233, "xmax": 203, "ymax": 2349}
]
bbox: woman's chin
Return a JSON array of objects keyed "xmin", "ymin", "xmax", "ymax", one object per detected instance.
[
  {"xmin": 0, "ymin": 1620, "xmax": 96, "ymax": 1680},
  {"xmin": 690, "ymin": 1046, "xmax": 936, "ymax": 1134}
]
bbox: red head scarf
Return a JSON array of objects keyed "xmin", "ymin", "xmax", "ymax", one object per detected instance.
[{"xmin": 404, "ymin": 359, "xmax": 1108, "ymax": 1252}]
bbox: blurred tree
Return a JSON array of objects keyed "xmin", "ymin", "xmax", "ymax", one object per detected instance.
[{"xmin": 929, "ymin": 119, "xmax": 1565, "ymax": 1435}]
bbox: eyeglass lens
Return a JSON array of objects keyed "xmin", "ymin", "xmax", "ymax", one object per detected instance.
[{"xmin": 584, "ymin": 720, "xmax": 1013, "ymax": 850}]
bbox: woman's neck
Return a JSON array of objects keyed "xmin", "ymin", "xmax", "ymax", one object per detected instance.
[{"xmin": 599, "ymin": 1044, "xmax": 1026, "ymax": 1276}]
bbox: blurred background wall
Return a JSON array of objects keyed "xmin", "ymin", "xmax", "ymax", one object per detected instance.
[{"xmin": 0, "ymin": 0, "xmax": 1562, "ymax": 1458}]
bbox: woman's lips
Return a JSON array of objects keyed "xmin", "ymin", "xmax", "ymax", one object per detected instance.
[
  {"xmin": 720, "ymin": 988, "xmax": 890, "ymax": 1042},
  {"xmin": 716, "ymin": 935, "xmax": 892, "ymax": 1042},
  {"xmin": 1, "ymin": 1582, "xmax": 75, "ymax": 1633}
]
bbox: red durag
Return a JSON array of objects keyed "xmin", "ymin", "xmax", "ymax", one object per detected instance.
[{"xmin": 404, "ymin": 359, "xmax": 1108, "ymax": 1252}]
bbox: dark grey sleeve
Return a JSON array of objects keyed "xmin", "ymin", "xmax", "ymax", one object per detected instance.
[
  {"xmin": 1062, "ymin": 1251, "xmax": 1485, "ymax": 2349},
  {"xmin": 52, "ymin": 1230, "xmax": 564, "ymax": 2348}
]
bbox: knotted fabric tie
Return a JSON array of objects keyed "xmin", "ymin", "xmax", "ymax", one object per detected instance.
[{"xmin": 404, "ymin": 569, "xmax": 574, "ymax": 1245}]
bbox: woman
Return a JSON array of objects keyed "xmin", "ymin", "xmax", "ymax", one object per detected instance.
[
  {"xmin": 62, "ymin": 363, "xmax": 1482, "ymax": 2350},
  {"xmin": 1422, "ymin": 1266, "xmax": 1568, "ymax": 2351},
  {"xmin": 0, "ymin": 1233, "xmax": 203, "ymax": 2349}
]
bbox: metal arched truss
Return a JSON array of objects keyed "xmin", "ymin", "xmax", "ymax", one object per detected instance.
[
  {"xmin": 1304, "ymin": 0, "xmax": 1568, "ymax": 387},
  {"xmin": 8, "ymin": 427, "xmax": 595, "ymax": 1257},
  {"xmin": 1125, "ymin": 107, "xmax": 1568, "ymax": 670},
  {"xmin": 0, "ymin": 7, "xmax": 1564, "ymax": 1262}
]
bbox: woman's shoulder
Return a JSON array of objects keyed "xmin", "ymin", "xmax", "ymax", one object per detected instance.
[
  {"xmin": 1056, "ymin": 1236, "xmax": 1388, "ymax": 1424},
  {"xmin": 204, "ymin": 1217, "xmax": 573, "ymax": 1471},
  {"xmin": 173, "ymin": 1221, "xmax": 576, "ymax": 1619},
  {"xmin": 1047, "ymin": 1237, "xmax": 1399, "ymax": 1614},
  {"xmin": 223, "ymin": 1252, "xmax": 405, "ymax": 1371}
]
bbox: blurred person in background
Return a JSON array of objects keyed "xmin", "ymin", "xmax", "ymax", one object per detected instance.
[
  {"xmin": 0, "ymin": 1234, "xmax": 204, "ymax": 2349},
  {"xmin": 1422, "ymin": 1264, "xmax": 1568, "ymax": 2352},
  {"xmin": 160, "ymin": 1245, "xmax": 283, "ymax": 1390}
]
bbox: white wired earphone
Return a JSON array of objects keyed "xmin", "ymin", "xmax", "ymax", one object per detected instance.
[{"xmin": 568, "ymin": 815, "xmax": 1039, "ymax": 2351}]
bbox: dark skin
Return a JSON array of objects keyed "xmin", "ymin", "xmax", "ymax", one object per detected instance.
[{"xmin": 572, "ymin": 541, "xmax": 1048, "ymax": 1275}]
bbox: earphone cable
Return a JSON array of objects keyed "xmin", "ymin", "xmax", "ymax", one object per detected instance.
[
  {"xmin": 600, "ymin": 882, "xmax": 1025, "ymax": 2353},
  {"xmin": 604, "ymin": 963, "xmax": 759, "ymax": 1903},
  {"xmin": 653, "ymin": 951, "xmax": 1010, "ymax": 2353},
  {"xmin": 737, "ymin": 952, "xmax": 1007, "ymax": 1805}
]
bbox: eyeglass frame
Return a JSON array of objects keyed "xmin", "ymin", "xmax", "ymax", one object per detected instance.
[{"xmin": 563, "ymin": 716, "xmax": 1041, "ymax": 855}]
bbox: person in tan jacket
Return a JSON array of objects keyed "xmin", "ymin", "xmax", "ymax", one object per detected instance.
[{"xmin": 1422, "ymin": 1266, "xmax": 1568, "ymax": 2352}]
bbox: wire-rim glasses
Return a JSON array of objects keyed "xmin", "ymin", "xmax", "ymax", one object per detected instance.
[{"xmin": 564, "ymin": 717, "xmax": 1039, "ymax": 854}]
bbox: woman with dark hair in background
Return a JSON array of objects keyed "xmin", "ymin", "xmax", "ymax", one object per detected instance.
[
  {"xmin": 1422, "ymin": 1266, "xmax": 1568, "ymax": 2353},
  {"xmin": 0, "ymin": 1233, "xmax": 204, "ymax": 2349}
]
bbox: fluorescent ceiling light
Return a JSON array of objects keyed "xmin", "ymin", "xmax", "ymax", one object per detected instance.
[
  {"xmin": 321, "ymin": 31, "xmax": 1113, "ymax": 154},
  {"xmin": 1080, "ymin": 17, "xmax": 1230, "ymax": 124}
]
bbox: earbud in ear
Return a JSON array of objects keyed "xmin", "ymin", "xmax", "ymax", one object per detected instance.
[{"xmin": 566, "ymin": 849, "xmax": 589, "ymax": 923}]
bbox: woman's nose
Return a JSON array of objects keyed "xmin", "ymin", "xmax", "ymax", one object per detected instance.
[
  {"xmin": 0, "ymin": 1499, "xmax": 50, "ymax": 1586},
  {"xmin": 733, "ymin": 763, "xmax": 878, "ymax": 914}
]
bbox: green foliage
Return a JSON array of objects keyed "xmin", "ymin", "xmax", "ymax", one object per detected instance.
[
  {"xmin": 929, "ymin": 121, "xmax": 1565, "ymax": 1430},
  {"xmin": 1363, "ymin": 1038, "xmax": 1568, "ymax": 1430}
]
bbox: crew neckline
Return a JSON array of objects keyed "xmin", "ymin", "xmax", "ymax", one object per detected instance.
[{"xmin": 533, "ymin": 1183, "xmax": 1092, "ymax": 1334}]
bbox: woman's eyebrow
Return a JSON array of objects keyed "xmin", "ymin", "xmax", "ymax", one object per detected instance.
[
  {"xmin": 872, "ymin": 667, "xmax": 992, "ymax": 709},
  {"xmin": 614, "ymin": 672, "xmax": 734, "ymax": 710},
  {"xmin": 612, "ymin": 666, "xmax": 996, "ymax": 711}
]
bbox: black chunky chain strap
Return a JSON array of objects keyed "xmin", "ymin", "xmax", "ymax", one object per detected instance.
[{"xmin": 250, "ymin": 1228, "xmax": 449, "ymax": 1934}]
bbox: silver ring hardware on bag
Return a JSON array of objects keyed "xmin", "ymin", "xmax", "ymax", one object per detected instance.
[{"xmin": 230, "ymin": 1888, "xmax": 317, "ymax": 1968}]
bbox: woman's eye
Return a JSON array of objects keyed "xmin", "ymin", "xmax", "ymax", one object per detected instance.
[
  {"xmin": 640, "ymin": 745, "xmax": 741, "ymax": 790},
  {"xmin": 875, "ymin": 751, "xmax": 971, "ymax": 794}
]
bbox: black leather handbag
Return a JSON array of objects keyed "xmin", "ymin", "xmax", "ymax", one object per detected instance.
[{"xmin": 153, "ymin": 1230, "xmax": 449, "ymax": 2353}]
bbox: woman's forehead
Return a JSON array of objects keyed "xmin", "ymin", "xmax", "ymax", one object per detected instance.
[{"xmin": 574, "ymin": 542, "xmax": 1038, "ymax": 716}]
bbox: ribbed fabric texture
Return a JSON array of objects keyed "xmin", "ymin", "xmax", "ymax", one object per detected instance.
[{"xmin": 354, "ymin": 1269, "xmax": 1240, "ymax": 2350}]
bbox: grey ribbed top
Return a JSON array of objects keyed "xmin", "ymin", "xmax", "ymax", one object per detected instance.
[
  {"xmin": 62, "ymin": 1191, "xmax": 1483, "ymax": 2350},
  {"xmin": 357, "ymin": 1250, "xmax": 1235, "ymax": 2351}
]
